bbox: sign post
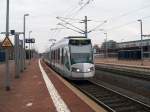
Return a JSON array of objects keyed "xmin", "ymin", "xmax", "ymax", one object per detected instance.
[
  {"xmin": 4, "ymin": 0, "xmax": 10, "ymax": 91},
  {"xmin": 12, "ymin": 32, "xmax": 24, "ymax": 78},
  {"xmin": 14, "ymin": 34, "xmax": 20, "ymax": 78},
  {"xmin": 1, "ymin": 30, "xmax": 25, "ymax": 90},
  {"xmin": 25, "ymin": 38, "xmax": 35, "ymax": 64},
  {"xmin": 20, "ymin": 40, "xmax": 24, "ymax": 72},
  {"xmin": 2, "ymin": 37, "xmax": 13, "ymax": 91}
]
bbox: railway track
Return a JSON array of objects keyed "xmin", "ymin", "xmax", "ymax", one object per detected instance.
[
  {"xmin": 95, "ymin": 63, "xmax": 150, "ymax": 71},
  {"xmin": 72, "ymin": 80, "xmax": 150, "ymax": 112},
  {"xmin": 95, "ymin": 64, "xmax": 150, "ymax": 81},
  {"xmin": 44, "ymin": 61, "xmax": 150, "ymax": 111}
]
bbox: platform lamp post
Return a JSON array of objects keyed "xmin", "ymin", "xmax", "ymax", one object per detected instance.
[
  {"xmin": 104, "ymin": 32, "xmax": 108, "ymax": 58},
  {"xmin": 97, "ymin": 29, "xmax": 108, "ymax": 59},
  {"xmin": 28, "ymin": 31, "xmax": 32, "ymax": 65},
  {"xmin": 137, "ymin": 19, "xmax": 144, "ymax": 65},
  {"xmin": 23, "ymin": 13, "xmax": 29, "ymax": 69}
]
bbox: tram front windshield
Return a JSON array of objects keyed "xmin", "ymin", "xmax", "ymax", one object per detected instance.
[{"xmin": 69, "ymin": 39, "xmax": 93, "ymax": 64}]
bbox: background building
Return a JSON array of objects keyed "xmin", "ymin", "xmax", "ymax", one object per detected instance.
[
  {"xmin": 117, "ymin": 39, "xmax": 150, "ymax": 59},
  {"xmin": 94, "ymin": 39, "xmax": 150, "ymax": 59}
]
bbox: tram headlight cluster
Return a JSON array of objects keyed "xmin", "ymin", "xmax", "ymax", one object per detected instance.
[
  {"xmin": 87, "ymin": 67, "xmax": 94, "ymax": 72},
  {"xmin": 72, "ymin": 67, "xmax": 81, "ymax": 72},
  {"xmin": 72, "ymin": 67, "xmax": 94, "ymax": 72}
]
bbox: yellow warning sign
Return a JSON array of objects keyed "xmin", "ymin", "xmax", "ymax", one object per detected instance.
[{"xmin": 2, "ymin": 37, "xmax": 13, "ymax": 48}]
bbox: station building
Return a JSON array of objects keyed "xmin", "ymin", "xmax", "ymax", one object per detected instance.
[
  {"xmin": 117, "ymin": 39, "xmax": 150, "ymax": 59},
  {"xmin": 100, "ymin": 40, "xmax": 118, "ymax": 58},
  {"xmin": 94, "ymin": 39, "xmax": 150, "ymax": 60}
]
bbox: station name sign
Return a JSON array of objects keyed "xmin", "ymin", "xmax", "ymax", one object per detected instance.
[{"xmin": 25, "ymin": 38, "xmax": 35, "ymax": 43}]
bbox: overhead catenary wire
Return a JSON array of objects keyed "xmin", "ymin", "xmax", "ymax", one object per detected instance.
[
  {"xmin": 56, "ymin": 16, "xmax": 85, "ymax": 32},
  {"xmin": 50, "ymin": 1, "xmax": 81, "ymax": 38},
  {"xmin": 53, "ymin": 1, "xmax": 109, "ymax": 38},
  {"xmin": 56, "ymin": 16, "xmax": 82, "ymax": 21},
  {"xmin": 58, "ymin": 23, "xmax": 84, "ymax": 34},
  {"xmin": 88, "ymin": 20, "xmax": 107, "ymax": 33},
  {"xmin": 106, "ymin": 15, "xmax": 150, "ymax": 32},
  {"xmin": 97, "ymin": 3, "xmax": 150, "ymax": 34},
  {"xmin": 63, "ymin": 5, "xmax": 79, "ymax": 17},
  {"xmin": 51, "ymin": 0, "xmax": 94, "ymax": 38},
  {"xmin": 50, "ymin": 0, "xmax": 84, "ymax": 38},
  {"xmin": 69, "ymin": 0, "xmax": 94, "ymax": 18},
  {"xmin": 55, "ymin": 16, "xmax": 107, "ymax": 37},
  {"xmin": 107, "ymin": 3, "xmax": 150, "ymax": 24},
  {"xmin": 52, "ymin": 0, "xmax": 150, "ymax": 39}
]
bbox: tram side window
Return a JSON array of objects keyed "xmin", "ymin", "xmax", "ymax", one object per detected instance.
[
  {"xmin": 50, "ymin": 51, "xmax": 52, "ymax": 60},
  {"xmin": 56, "ymin": 50, "xmax": 57, "ymax": 62},
  {"xmin": 51, "ymin": 51, "xmax": 53, "ymax": 60},
  {"xmin": 55, "ymin": 49, "xmax": 58, "ymax": 63},
  {"xmin": 58, "ymin": 48, "xmax": 60, "ymax": 63},
  {"xmin": 52, "ymin": 51, "xmax": 54, "ymax": 60},
  {"xmin": 54, "ymin": 50, "xmax": 56, "ymax": 62},
  {"xmin": 64, "ymin": 49, "xmax": 70, "ymax": 70},
  {"xmin": 57, "ymin": 49, "xmax": 59, "ymax": 63},
  {"xmin": 56, "ymin": 50, "xmax": 57, "ymax": 63},
  {"xmin": 61, "ymin": 48, "xmax": 64, "ymax": 64},
  {"xmin": 53, "ymin": 51, "xmax": 54, "ymax": 61}
]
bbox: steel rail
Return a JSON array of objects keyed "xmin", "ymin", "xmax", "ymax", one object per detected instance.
[
  {"xmin": 72, "ymin": 80, "xmax": 150, "ymax": 112},
  {"xmin": 95, "ymin": 65, "xmax": 150, "ymax": 81}
]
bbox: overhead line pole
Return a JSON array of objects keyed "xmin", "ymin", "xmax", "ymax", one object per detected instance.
[
  {"xmin": 23, "ymin": 14, "xmax": 29, "ymax": 69},
  {"xmin": 104, "ymin": 32, "xmax": 108, "ymax": 58},
  {"xmin": 28, "ymin": 31, "xmax": 32, "ymax": 65},
  {"xmin": 14, "ymin": 34, "xmax": 20, "ymax": 78},
  {"xmin": 56, "ymin": 16, "xmax": 106, "ymax": 38},
  {"xmin": 138, "ymin": 19, "xmax": 144, "ymax": 65},
  {"xmin": 23, "ymin": 15, "xmax": 26, "ymax": 69},
  {"xmin": 5, "ymin": 0, "xmax": 10, "ymax": 91},
  {"xmin": 85, "ymin": 16, "xmax": 88, "ymax": 38},
  {"xmin": 80, "ymin": 16, "xmax": 90, "ymax": 38}
]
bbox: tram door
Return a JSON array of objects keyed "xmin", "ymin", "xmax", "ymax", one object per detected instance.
[{"xmin": 64, "ymin": 48, "xmax": 70, "ymax": 77}]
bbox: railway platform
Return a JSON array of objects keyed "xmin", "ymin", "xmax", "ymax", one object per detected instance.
[
  {"xmin": 0, "ymin": 58, "xmax": 106, "ymax": 112},
  {"xmin": 95, "ymin": 57, "xmax": 150, "ymax": 69}
]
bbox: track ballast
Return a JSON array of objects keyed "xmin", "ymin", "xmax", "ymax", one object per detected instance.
[{"xmin": 72, "ymin": 80, "xmax": 150, "ymax": 112}]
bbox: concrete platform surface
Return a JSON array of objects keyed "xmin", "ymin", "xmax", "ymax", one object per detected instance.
[
  {"xmin": 95, "ymin": 57, "xmax": 150, "ymax": 69},
  {"xmin": 0, "ymin": 59, "xmax": 55, "ymax": 112},
  {"xmin": 0, "ymin": 59, "xmax": 106, "ymax": 112}
]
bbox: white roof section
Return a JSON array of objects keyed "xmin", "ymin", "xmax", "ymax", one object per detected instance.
[{"xmin": 51, "ymin": 36, "xmax": 90, "ymax": 50}]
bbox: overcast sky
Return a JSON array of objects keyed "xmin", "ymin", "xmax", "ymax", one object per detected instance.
[{"xmin": 0, "ymin": 0, "xmax": 150, "ymax": 52}]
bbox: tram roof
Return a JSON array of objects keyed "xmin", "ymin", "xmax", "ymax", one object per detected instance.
[{"xmin": 50, "ymin": 36, "xmax": 91, "ymax": 50}]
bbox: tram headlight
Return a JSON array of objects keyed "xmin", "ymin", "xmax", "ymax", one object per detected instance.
[
  {"xmin": 72, "ymin": 67, "xmax": 80, "ymax": 72},
  {"xmin": 87, "ymin": 67, "xmax": 94, "ymax": 72},
  {"xmin": 76, "ymin": 69, "xmax": 80, "ymax": 72},
  {"xmin": 87, "ymin": 68, "xmax": 91, "ymax": 72}
]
